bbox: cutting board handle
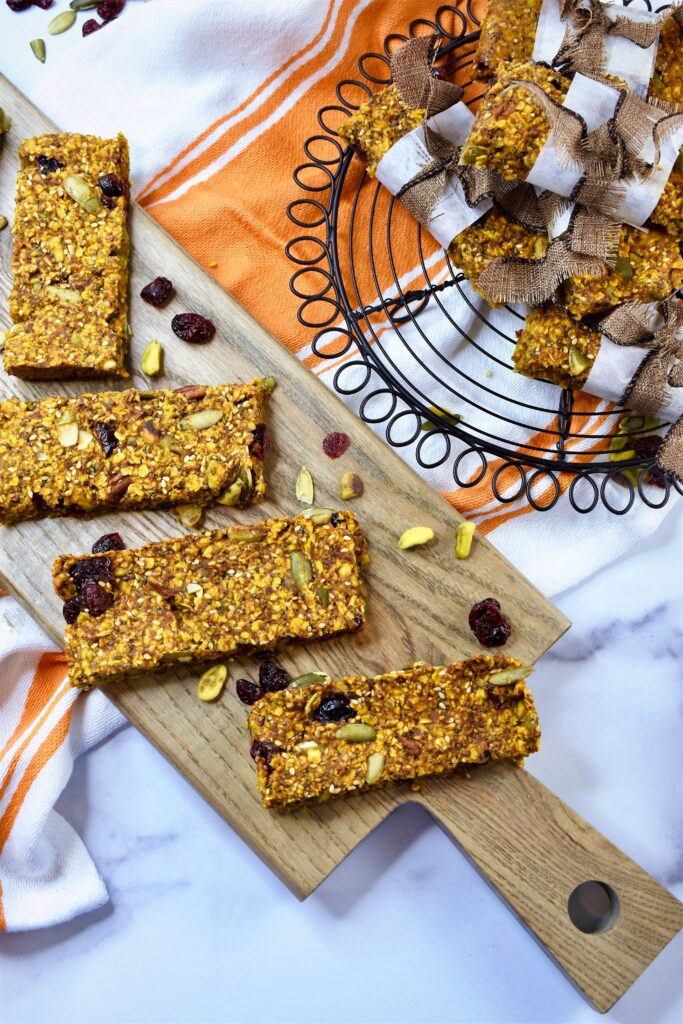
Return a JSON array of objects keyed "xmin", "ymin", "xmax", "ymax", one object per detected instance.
[{"xmin": 416, "ymin": 762, "xmax": 683, "ymax": 1012}]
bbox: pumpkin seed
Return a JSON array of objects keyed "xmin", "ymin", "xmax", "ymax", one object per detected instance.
[
  {"xmin": 175, "ymin": 504, "xmax": 204, "ymax": 528},
  {"xmin": 295, "ymin": 466, "xmax": 314, "ymax": 505},
  {"xmin": 339, "ymin": 471, "xmax": 363, "ymax": 500},
  {"xmin": 63, "ymin": 174, "xmax": 101, "ymax": 214},
  {"xmin": 57, "ymin": 422, "xmax": 78, "ymax": 447},
  {"xmin": 614, "ymin": 256, "xmax": 634, "ymax": 280},
  {"xmin": 421, "ymin": 404, "xmax": 462, "ymax": 431},
  {"xmin": 0, "ymin": 108, "xmax": 11, "ymax": 134},
  {"xmin": 366, "ymin": 751, "xmax": 385, "ymax": 785},
  {"xmin": 44, "ymin": 285, "xmax": 81, "ymax": 304},
  {"xmin": 48, "ymin": 10, "xmax": 77, "ymax": 34},
  {"xmin": 141, "ymin": 339, "xmax": 163, "ymax": 377},
  {"xmin": 196, "ymin": 664, "xmax": 227, "ymax": 702},
  {"xmin": 70, "ymin": 0, "xmax": 100, "ymax": 10},
  {"xmin": 217, "ymin": 479, "xmax": 243, "ymax": 506},
  {"xmin": 290, "ymin": 551, "xmax": 313, "ymax": 589},
  {"xmin": 30, "ymin": 39, "xmax": 46, "ymax": 63},
  {"xmin": 227, "ymin": 526, "xmax": 263, "ymax": 542},
  {"xmin": 568, "ymin": 346, "xmax": 590, "ymax": 377},
  {"xmin": 455, "ymin": 521, "xmax": 475, "ymax": 560},
  {"xmin": 260, "ymin": 375, "xmax": 276, "ymax": 393},
  {"xmin": 289, "ymin": 672, "xmax": 331, "ymax": 689},
  {"xmin": 302, "ymin": 507, "xmax": 334, "ymax": 525},
  {"xmin": 335, "ymin": 723, "xmax": 376, "ymax": 742},
  {"xmin": 397, "ymin": 526, "xmax": 434, "ymax": 550},
  {"xmin": 0, "ymin": 216, "xmax": 7, "ymax": 232},
  {"xmin": 179, "ymin": 408, "xmax": 223, "ymax": 431},
  {"xmin": 485, "ymin": 665, "xmax": 533, "ymax": 688},
  {"xmin": 316, "ymin": 587, "xmax": 330, "ymax": 608}
]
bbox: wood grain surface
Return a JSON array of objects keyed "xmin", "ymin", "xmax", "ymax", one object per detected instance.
[{"xmin": 0, "ymin": 74, "xmax": 680, "ymax": 1011}]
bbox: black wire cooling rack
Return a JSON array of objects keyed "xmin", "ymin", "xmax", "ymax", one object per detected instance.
[{"xmin": 285, "ymin": 1, "xmax": 682, "ymax": 514}]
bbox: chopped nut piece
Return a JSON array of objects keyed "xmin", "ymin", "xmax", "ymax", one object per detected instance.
[
  {"xmin": 141, "ymin": 340, "xmax": 163, "ymax": 377},
  {"xmin": 57, "ymin": 422, "xmax": 79, "ymax": 447},
  {"xmin": 568, "ymin": 346, "xmax": 591, "ymax": 377},
  {"xmin": 339, "ymin": 472, "xmax": 363, "ymax": 501},
  {"xmin": 455, "ymin": 521, "xmax": 476, "ymax": 560},
  {"xmin": 197, "ymin": 664, "xmax": 228, "ymax": 702},
  {"xmin": 397, "ymin": 526, "xmax": 434, "ymax": 550},
  {"xmin": 295, "ymin": 466, "xmax": 315, "ymax": 505},
  {"xmin": 186, "ymin": 582, "xmax": 204, "ymax": 597}
]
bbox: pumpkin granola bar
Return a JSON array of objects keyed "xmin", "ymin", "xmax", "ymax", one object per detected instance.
[
  {"xmin": 560, "ymin": 225, "xmax": 683, "ymax": 319},
  {"xmin": 53, "ymin": 512, "xmax": 367, "ymax": 689},
  {"xmin": 249, "ymin": 655, "xmax": 540, "ymax": 810},
  {"xmin": 5, "ymin": 132, "xmax": 130, "ymax": 379},
  {"xmin": 0, "ymin": 380, "xmax": 271, "ymax": 525},
  {"xmin": 513, "ymin": 305, "xmax": 600, "ymax": 387},
  {"xmin": 650, "ymin": 12, "xmax": 683, "ymax": 107},
  {"xmin": 337, "ymin": 83, "xmax": 426, "ymax": 178},
  {"xmin": 473, "ymin": 0, "xmax": 544, "ymax": 80}
]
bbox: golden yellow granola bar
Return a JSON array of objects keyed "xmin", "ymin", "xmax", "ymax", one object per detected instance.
[
  {"xmin": 447, "ymin": 207, "xmax": 549, "ymax": 306},
  {"xmin": 474, "ymin": 0, "xmax": 544, "ymax": 80},
  {"xmin": 650, "ymin": 12, "xmax": 683, "ymax": 106},
  {"xmin": 0, "ymin": 380, "xmax": 272, "ymax": 525},
  {"xmin": 513, "ymin": 305, "xmax": 600, "ymax": 387},
  {"xmin": 53, "ymin": 512, "xmax": 367, "ymax": 689},
  {"xmin": 561, "ymin": 225, "xmax": 683, "ymax": 319},
  {"xmin": 337, "ymin": 83, "xmax": 425, "ymax": 178},
  {"xmin": 459, "ymin": 60, "xmax": 571, "ymax": 180},
  {"xmin": 647, "ymin": 170, "xmax": 683, "ymax": 241},
  {"xmin": 5, "ymin": 133, "xmax": 130, "ymax": 379},
  {"xmin": 248, "ymin": 655, "xmax": 539, "ymax": 810}
]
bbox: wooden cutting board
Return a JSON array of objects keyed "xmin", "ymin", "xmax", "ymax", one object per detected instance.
[{"xmin": 0, "ymin": 74, "xmax": 680, "ymax": 1012}]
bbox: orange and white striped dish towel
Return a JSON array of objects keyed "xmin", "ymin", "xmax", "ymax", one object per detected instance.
[{"xmin": 1, "ymin": 0, "xmax": 676, "ymax": 932}]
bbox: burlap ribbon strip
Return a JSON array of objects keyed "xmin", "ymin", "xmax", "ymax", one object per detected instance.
[
  {"xmin": 554, "ymin": 0, "xmax": 674, "ymax": 80},
  {"xmin": 390, "ymin": 36, "xmax": 546, "ymax": 236},
  {"xmin": 600, "ymin": 298, "xmax": 683, "ymax": 481}
]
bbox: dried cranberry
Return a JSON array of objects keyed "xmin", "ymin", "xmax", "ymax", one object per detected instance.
[
  {"xmin": 236, "ymin": 678, "xmax": 264, "ymax": 705},
  {"xmin": 140, "ymin": 276, "xmax": 174, "ymax": 307},
  {"xmin": 322, "ymin": 432, "xmax": 350, "ymax": 459},
  {"xmin": 172, "ymin": 313, "xmax": 215, "ymax": 344},
  {"xmin": 433, "ymin": 66, "xmax": 450, "ymax": 81},
  {"xmin": 646, "ymin": 469, "xmax": 667, "ymax": 489},
  {"xmin": 634, "ymin": 435, "xmax": 663, "ymax": 460},
  {"xmin": 37, "ymin": 155, "xmax": 63, "ymax": 175},
  {"xmin": 32, "ymin": 0, "xmax": 53, "ymax": 6},
  {"xmin": 250, "ymin": 424, "xmax": 268, "ymax": 461},
  {"xmin": 351, "ymin": 143, "xmax": 367, "ymax": 163},
  {"xmin": 101, "ymin": 195, "xmax": 116, "ymax": 210},
  {"xmin": 80, "ymin": 579, "xmax": 113, "ymax": 617},
  {"xmin": 249, "ymin": 739, "xmax": 282, "ymax": 770},
  {"xmin": 93, "ymin": 421, "xmax": 119, "ymax": 457},
  {"xmin": 313, "ymin": 692, "xmax": 356, "ymax": 724},
  {"xmin": 6, "ymin": 0, "xmax": 49, "ymax": 10},
  {"xmin": 82, "ymin": 18, "xmax": 102, "ymax": 35},
  {"xmin": 259, "ymin": 659, "xmax": 290, "ymax": 692},
  {"xmin": 469, "ymin": 597, "xmax": 511, "ymax": 648},
  {"xmin": 62, "ymin": 597, "xmax": 83, "ymax": 624},
  {"xmin": 69, "ymin": 556, "xmax": 114, "ymax": 587},
  {"xmin": 91, "ymin": 532, "xmax": 125, "ymax": 554},
  {"xmin": 98, "ymin": 173, "xmax": 125, "ymax": 198},
  {"xmin": 97, "ymin": 0, "xmax": 125, "ymax": 20}
]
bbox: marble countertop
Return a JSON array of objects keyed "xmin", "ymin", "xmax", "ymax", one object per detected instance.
[{"xmin": 1, "ymin": 12, "xmax": 682, "ymax": 1022}]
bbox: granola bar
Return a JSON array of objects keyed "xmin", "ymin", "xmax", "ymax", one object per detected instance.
[
  {"xmin": 5, "ymin": 133, "xmax": 130, "ymax": 379},
  {"xmin": 0, "ymin": 380, "xmax": 272, "ymax": 525},
  {"xmin": 647, "ymin": 170, "xmax": 683, "ymax": 241},
  {"xmin": 650, "ymin": 12, "xmax": 683, "ymax": 106},
  {"xmin": 249, "ymin": 656, "xmax": 540, "ymax": 810},
  {"xmin": 474, "ymin": 0, "xmax": 544, "ymax": 80},
  {"xmin": 513, "ymin": 305, "xmax": 600, "ymax": 387},
  {"xmin": 447, "ymin": 207, "xmax": 549, "ymax": 306},
  {"xmin": 53, "ymin": 512, "xmax": 367, "ymax": 689},
  {"xmin": 337, "ymin": 83, "xmax": 425, "ymax": 178},
  {"xmin": 560, "ymin": 225, "xmax": 683, "ymax": 319}
]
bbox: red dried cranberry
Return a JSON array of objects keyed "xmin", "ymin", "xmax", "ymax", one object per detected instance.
[
  {"xmin": 646, "ymin": 469, "xmax": 667, "ymax": 489},
  {"xmin": 634, "ymin": 435, "xmax": 663, "ymax": 460},
  {"xmin": 259, "ymin": 659, "xmax": 290, "ymax": 692},
  {"xmin": 250, "ymin": 424, "xmax": 268, "ymax": 461},
  {"xmin": 313, "ymin": 692, "xmax": 356, "ymax": 724},
  {"xmin": 62, "ymin": 597, "xmax": 83, "ymax": 624},
  {"xmin": 6, "ymin": 0, "xmax": 45, "ymax": 10},
  {"xmin": 469, "ymin": 597, "xmax": 511, "ymax": 648},
  {"xmin": 101, "ymin": 195, "xmax": 116, "ymax": 210},
  {"xmin": 97, "ymin": 0, "xmax": 124, "ymax": 20},
  {"xmin": 236, "ymin": 678, "xmax": 264, "ymax": 705},
  {"xmin": 33, "ymin": 0, "xmax": 53, "ymax": 6},
  {"xmin": 93, "ymin": 422, "xmax": 119, "ymax": 457},
  {"xmin": 91, "ymin": 532, "xmax": 125, "ymax": 554},
  {"xmin": 140, "ymin": 276, "xmax": 174, "ymax": 307},
  {"xmin": 82, "ymin": 18, "xmax": 102, "ymax": 35},
  {"xmin": 249, "ymin": 739, "xmax": 282, "ymax": 771},
  {"xmin": 433, "ymin": 66, "xmax": 450, "ymax": 81},
  {"xmin": 69, "ymin": 556, "xmax": 114, "ymax": 587},
  {"xmin": 172, "ymin": 313, "xmax": 215, "ymax": 344},
  {"xmin": 322, "ymin": 432, "xmax": 350, "ymax": 459},
  {"xmin": 98, "ymin": 173, "xmax": 125, "ymax": 198},
  {"xmin": 81, "ymin": 579, "xmax": 113, "ymax": 617},
  {"xmin": 37, "ymin": 155, "xmax": 63, "ymax": 175}
]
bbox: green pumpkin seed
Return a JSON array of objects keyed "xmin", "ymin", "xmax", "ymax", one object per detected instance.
[
  {"xmin": 227, "ymin": 526, "xmax": 263, "ymax": 543},
  {"xmin": 70, "ymin": 0, "xmax": 100, "ymax": 10},
  {"xmin": 30, "ymin": 39, "xmax": 46, "ymax": 64},
  {"xmin": 178, "ymin": 408, "xmax": 223, "ymax": 431},
  {"xmin": 614, "ymin": 256, "xmax": 634, "ymax": 280},
  {"xmin": 316, "ymin": 587, "xmax": 330, "ymax": 608},
  {"xmin": 335, "ymin": 723, "xmax": 376, "ymax": 742},
  {"xmin": 0, "ymin": 216, "xmax": 7, "ymax": 232},
  {"xmin": 259, "ymin": 375, "xmax": 276, "ymax": 393},
  {"xmin": 48, "ymin": 11, "xmax": 77, "ymax": 34},
  {"xmin": 302, "ymin": 507, "xmax": 335, "ymax": 525},
  {"xmin": 0, "ymin": 108, "xmax": 12, "ymax": 134},
  {"xmin": 485, "ymin": 665, "xmax": 532, "ymax": 688},
  {"xmin": 288, "ymin": 672, "xmax": 331, "ymax": 689},
  {"xmin": 217, "ymin": 479, "xmax": 243, "ymax": 506},
  {"xmin": 63, "ymin": 174, "xmax": 101, "ymax": 214},
  {"xmin": 568, "ymin": 346, "xmax": 591, "ymax": 377},
  {"xmin": 366, "ymin": 751, "xmax": 385, "ymax": 785},
  {"xmin": 290, "ymin": 551, "xmax": 313, "ymax": 590}
]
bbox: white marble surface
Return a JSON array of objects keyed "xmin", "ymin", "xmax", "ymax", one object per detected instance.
[
  {"xmin": 1, "ymin": 8, "xmax": 682, "ymax": 1022},
  {"xmin": 1, "ymin": 508, "xmax": 680, "ymax": 1024}
]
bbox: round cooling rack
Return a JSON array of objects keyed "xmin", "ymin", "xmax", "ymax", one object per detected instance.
[{"xmin": 285, "ymin": 1, "xmax": 682, "ymax": 514}]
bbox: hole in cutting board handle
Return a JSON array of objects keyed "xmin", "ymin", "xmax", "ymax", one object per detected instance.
[{"xmin": 568, "ymin": 881, "xmax": 620, "ymax": 934}]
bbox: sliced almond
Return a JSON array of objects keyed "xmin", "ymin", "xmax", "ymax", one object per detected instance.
[{"xmin": 57, "ymin": 422, "xmax": 78, "ymax": 447}]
